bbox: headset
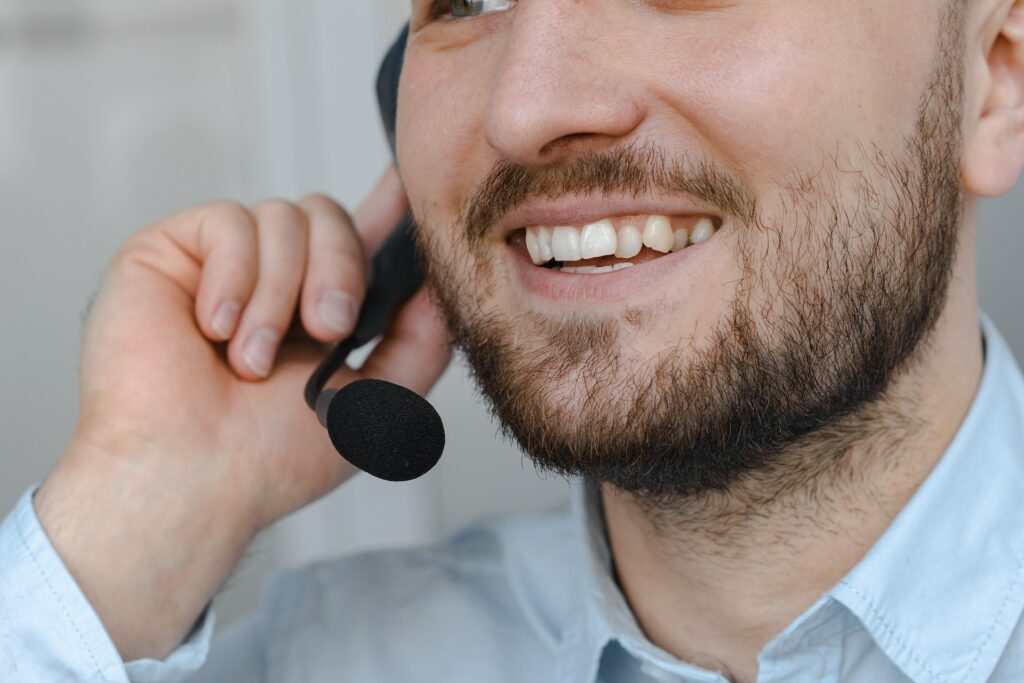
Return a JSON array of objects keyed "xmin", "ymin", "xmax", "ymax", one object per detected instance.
[{"xmin": 303, "ymin": 24, "xmax": 446, "ymax": 483}]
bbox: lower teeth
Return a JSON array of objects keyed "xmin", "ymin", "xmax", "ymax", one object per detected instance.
[{"xmin": 560, "ymin": 262, "xmax": 635, "ymax": 274}]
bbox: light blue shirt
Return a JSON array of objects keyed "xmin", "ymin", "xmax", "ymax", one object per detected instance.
[{"xmin": 3, "ymin": 314, "xmax": 1024, "ymax": 683}]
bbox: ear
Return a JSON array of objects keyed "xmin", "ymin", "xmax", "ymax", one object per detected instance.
[{"xmin": 963, "ymin": 2, "xmax": 1024, "ymax": 197}]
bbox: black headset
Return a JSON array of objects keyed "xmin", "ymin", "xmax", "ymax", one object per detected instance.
[{"xmin": 303, "ymin": 24, "xmax": 446, "ymax": 483}]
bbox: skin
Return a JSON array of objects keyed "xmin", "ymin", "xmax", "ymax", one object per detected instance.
[{"xmin": 30, "ymin": 0, "xmax": 1024, "ymax": 680}]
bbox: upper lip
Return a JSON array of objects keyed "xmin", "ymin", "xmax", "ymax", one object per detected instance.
[{"xmin": 493, "ymin": 194, "xmax": 723, "ymax": 240}]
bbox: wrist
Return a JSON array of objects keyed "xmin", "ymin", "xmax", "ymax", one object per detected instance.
[{"xmin": 35, "ymin": 427, "xmax": 255, "ymax": 661}]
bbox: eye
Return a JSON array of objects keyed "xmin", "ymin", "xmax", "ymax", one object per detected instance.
[{"xmin": 446, "ymin": 0, "xmax": 517, "ymax": 18}]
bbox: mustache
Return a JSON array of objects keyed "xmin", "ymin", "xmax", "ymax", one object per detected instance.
[{"xmin": 462, "ymin": 143, "xmax": 757, "ymax": 245}]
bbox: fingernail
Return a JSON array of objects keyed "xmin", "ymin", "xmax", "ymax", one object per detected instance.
[
  {"xmin": 243, "ymin": 328, "xmax": 280, "ymax": 378},
  {"xmin": 318, "ymin": 290, "xmax": 358, "ymax": 335},
  {"xmin": 211, "ymin": 300, "xmax": 241, "ymax": 339}
]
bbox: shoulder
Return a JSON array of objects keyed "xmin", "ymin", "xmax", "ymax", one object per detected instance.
[
  {"xmin": 257, "ymin": 504, "xmax": 578, "ymax": 681},
  {"xmin": 269, "ymin": 502, "xmax": 577, "ymax": 624}
]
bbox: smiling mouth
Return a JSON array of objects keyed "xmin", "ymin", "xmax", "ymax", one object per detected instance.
[{"xmin": 516, "ymin": 214, "xmax": 719, "ymax": 274}]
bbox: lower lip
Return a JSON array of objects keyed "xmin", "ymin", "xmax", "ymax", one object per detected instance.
[{"xmin": 506, "ymin": 230, "xmax": 721, "ymax": 304}]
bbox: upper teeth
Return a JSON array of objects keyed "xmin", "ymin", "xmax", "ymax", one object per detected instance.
[
  {"xmin": 580, "ymin": 219, "xmax": 617, "ymax": 259},
  {"xmin": 642, "ymin": 215, "xmax": 674, "ymax": 254},
  {"xmin": 690, "ymin": 218, "xmax": 715, "ymax": 244},
  {"xmin": 550, "ymin": 226, "xmax": 581, "ymax": 262},
  {"xmin": 615, "ymin": 222, "xmax": 643, "ymax": 259},
  {"xmin": 525, "ymin": 215, "xmax": 716, "ymax": 265}
]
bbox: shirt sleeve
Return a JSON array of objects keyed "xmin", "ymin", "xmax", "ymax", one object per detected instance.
[
  {"xmin": 184, "ymin": 614, "xmax": 266, "ymax": 683},
  {"xmin": 0, "ymin": 485, "xmax": 215, "ymax": 683}
]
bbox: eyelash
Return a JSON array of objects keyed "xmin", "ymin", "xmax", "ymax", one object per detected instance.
[{"xmin": 428, "ymin": 0, "xmax": 518, "ymax": 21}]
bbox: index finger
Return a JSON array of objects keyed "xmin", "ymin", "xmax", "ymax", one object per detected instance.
[{"xmin": 353, "ymin": 165, "xmax": 410, "ymax": 256}]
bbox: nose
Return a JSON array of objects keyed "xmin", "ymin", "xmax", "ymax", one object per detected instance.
[{"xmin": 483, "ymin": 1, "xmax": 646, "ymax": 166}]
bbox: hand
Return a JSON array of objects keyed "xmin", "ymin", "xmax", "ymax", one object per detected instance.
[{"xmin": 34, "ymin": 167, "xmax": 451, "ymax": 661}]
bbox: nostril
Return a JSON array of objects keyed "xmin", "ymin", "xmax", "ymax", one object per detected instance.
[{"xmin": 538, "ymin": 132, "xmax": 623, "ymax": 161}]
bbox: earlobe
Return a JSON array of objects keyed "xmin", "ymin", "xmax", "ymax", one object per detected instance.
[
  {"xmin": 962, "ymin": 106, "xmax": 1024, "ymax": 197},
  {"xmin": 962, "ymin": 5, "xmax": 1024, "ymax": 197}
]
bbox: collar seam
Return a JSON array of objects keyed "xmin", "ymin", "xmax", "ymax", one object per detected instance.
[
  {"xmin": 962, "ymin": 556, "xmax": 1024, "ymax": 682},
  {"xmin": 836, "ymin": 579, "xmax": 946, "ymax": 683}
]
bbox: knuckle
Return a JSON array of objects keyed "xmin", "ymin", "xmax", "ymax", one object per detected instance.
[
  {"xmin": 202, "ymin": 200, "xmax": 254, "ymax": 229},
  {"xmin": 300, "ymin": 192, "xmax": 343, "ymax": 213},
  {"xmin": 111, "ymin": 231, "xmax": 160, "ymax": 270},
  {"xmin": 300, "ymin": 194, "xmax": 355, "ymax": 226},
  {"xmin": 256, "ymin": 199, "xmax": 308, "ymax": 233}
]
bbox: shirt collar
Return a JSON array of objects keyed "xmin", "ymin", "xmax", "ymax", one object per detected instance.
[
  {"xmin": 828, "ymin": 314, "xmax": 1024, "ymax": 683},
  {"xmin": 560, "ymin": 315, "xmax": 1024, "ymax": 683},
  {"xmin": 561, "ymin": 483, "xmax": 726, "ymax": 683}
]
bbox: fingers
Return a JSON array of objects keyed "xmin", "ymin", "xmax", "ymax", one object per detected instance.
[
  {"xmin": 227, "ymin": 200, "xmax": 309, "ymax": 380},
  {"xmin": 165, "ymin": 167, "xmax": 410, "ymax": 381},
  {"xmin": 188, "ymin": 196, "xmax": 372, "ymax": 380},
  {"xmin": 187, "ymin": 203, "xmax": 260, "ymax": 343},
  {"xmin": 296, "ymin": 166, "xmax": 410, "ymax": 342},
  {"xmin": 296, "ymin": 195, "xmax": 366, "ymax": 343},
  {"xmin": 359, "ymin": 289, "xmax": 452, "ymax": 396},
  {"xmin": 353, "ymin": 165, "xmax": 410, "ymax": 256}
]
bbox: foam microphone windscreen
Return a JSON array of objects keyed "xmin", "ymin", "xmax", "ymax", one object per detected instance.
[{"xmin": 325, "ymin": 379, "xmax": 445, "ymax": 482}]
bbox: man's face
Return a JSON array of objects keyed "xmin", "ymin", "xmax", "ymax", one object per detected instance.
[{"xmin": 396, "ymin": 0, "xmax": 966, "ymax": 496}]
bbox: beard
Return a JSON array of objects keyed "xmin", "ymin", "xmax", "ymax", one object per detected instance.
[{"xmin": 412, "ymin": 10, "xmax": 966, "ymax": 503}]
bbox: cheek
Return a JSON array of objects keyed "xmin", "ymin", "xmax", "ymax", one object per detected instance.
[
  {"xmin": 658, "ymin": 7, "xmax": 930, "ymax": 185},
  {"xmin": 398, "ymin": 54, "xmax": 494, "ymax": 236}
]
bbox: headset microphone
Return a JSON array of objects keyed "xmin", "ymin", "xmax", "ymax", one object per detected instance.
[
  {"xmin": 303, "ymin": 217, "xmax": 446, "ymax": 482},
  {"xmin": 303, "ymin": 24, "xmax": 444, "ymax": 482},
  {"xmin": 316, "ymin": 379, "xmax": 444, "ymax": 483}
]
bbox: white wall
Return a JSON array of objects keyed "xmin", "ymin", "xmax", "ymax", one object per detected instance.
[
  {"xmin": 0, "ymin": 0, "xmax": 1020, "ymax": 628},
  {"xmin": 0, "ymin": 0, "xmax": 570, "ymax": 627}
]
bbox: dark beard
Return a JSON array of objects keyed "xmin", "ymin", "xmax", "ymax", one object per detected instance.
[{"xmin": 415, "ymin": 8, "xmax": 966, "ymax": 502}]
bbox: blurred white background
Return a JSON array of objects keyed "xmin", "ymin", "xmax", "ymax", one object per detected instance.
[
  {"xmin": 0, "ymin": 0, "xmax": 1020, "ymax": 629},
  {"xmin": 0, "ymin": 0, "xmax": 570, "ymax": 627}
]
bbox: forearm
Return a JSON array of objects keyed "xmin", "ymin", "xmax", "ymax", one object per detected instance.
[{"xmin": 34, "ymin": 432, "xmax": 255, "ymax": 662}]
